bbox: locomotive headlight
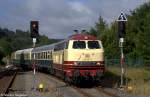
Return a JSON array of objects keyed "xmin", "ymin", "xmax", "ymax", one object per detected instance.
[
  {"xmin": 96, "ymin": 62, "xmax": 105, "ymax": 66},
  {"xmin": 74, "ymin": 62, "xmax": 78, "ymax": 66},
  {"xmin": 96, "ymin": 62, "xmax": 100, "ymax": 65}
]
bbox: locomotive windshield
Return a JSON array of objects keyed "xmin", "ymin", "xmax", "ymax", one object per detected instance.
[
  {"xmin": 73, "ymin": 41, "xmax": 86, "ymax": 49},
  {"xmin": 88, "ymin": 41, "xmax": 100, "ymax": 49}
]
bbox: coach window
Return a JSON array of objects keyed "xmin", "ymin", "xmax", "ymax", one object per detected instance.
[
  {"xmin": 27, "ymin": 54, "xmax": 28, "ymax": 59},
  {"xmin": 42, "ymin": 52, "xmax": 43, "ymax": 59},
  {"xmin": 37, "ymin": 53, "xmax": 39, "ymax": 59},
  {"xmin": 45, "ymin": 52, "xmax": 47, "ymax": 59},
  {"xmin": 47, "ymin": 51, "xmax": 50, "ymax": 59},
  {"xmin": 46, "ymin": 52, "xmax": 47, "ymax": 59},
  {"xmin": 50, "ymin": 51, "xmax": 52, "ymax": 59},
  {"xmin": 33, "ymin": 53, "xmax": 35, "ymax": 59},
  {"xmin": 43, "ymin": 52, "xmax": 44, "ymax": 59},
  {"xmin": 32, "ymin": 53, "xmax": 34, "ymax": 59},
  {"xmin": 38, "ymin": 53, "xmax": 40, "ymax": 59},
  {"xmin": 49, "ymin": 51, "xmax": 51, "ymax": 59},
  {"xmin": 44, "ymin": 52, "xmax": 46, "ymax": 59},
  {"xmin": 73, "ymin": 41, "xmax": 86, "ymax": 49},
  {"xmin": 47, "ymin": 52, "xmax": 49, "ymax": 59},
  {"xmin": 43, "ymin": 52, "xmax": 45, "ymax": 59},
  {"xmin": 48, "ymin": 52, "xmax": 50, "ymax": 59},
  {"xmin": 36, "ymin": 53, "xmax": 38, "ymax": 59},
  {"xmin": 40, "ymin": 53, "xmax": 42, "ymax": 59}
]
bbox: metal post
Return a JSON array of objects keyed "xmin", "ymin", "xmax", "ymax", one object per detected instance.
[
  {"xmin": 120, "ymin": 46, "xmax": 124, "ymax": 87},
  {"xmin": 119, "ymin": 38, "xmax": 124, "ymax": 88},
  {"xmin": 117, "ymin": 12, "xmax": 127, "ymax": 89},
  {"xmin": 32, "ymin": 38, "xmax": 36, "ymax": 91}
]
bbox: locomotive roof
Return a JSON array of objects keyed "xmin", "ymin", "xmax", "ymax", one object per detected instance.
[{"xmin": 69, "ymin": 34, "xmax": 97, "ymax": 40}]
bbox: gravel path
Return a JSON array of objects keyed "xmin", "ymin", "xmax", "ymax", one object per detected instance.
[
  {"xmin": 8, "ymin": 71, "xmax": 147, "ymax": 97},
  {"xmin": 9, "ymin": 71, "xmax": 84, "ymax": 97}
]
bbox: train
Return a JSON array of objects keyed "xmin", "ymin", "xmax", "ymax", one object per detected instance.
[{"xmin": 11, "ymin": 34, "xmax": 105, "ymax": 84}]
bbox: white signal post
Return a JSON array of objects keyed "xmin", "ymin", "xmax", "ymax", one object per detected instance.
[
  {"xmin": 117, "ymin": 12, "xmax": 127, "ymax": 88},
  {"xmin": 32, "ymin": 38, "xmax": 36, "ymax": 90},
  {"xmin": 30, "ymin": 21, "xmax": 39, "ymax": 91},
  {"xmin": 119, "ymin": 38, "xmax": 125, "ymax": 88},
  {"xmin": 33, "ymin": 38, "xmax": 36, "ymax": 75}
]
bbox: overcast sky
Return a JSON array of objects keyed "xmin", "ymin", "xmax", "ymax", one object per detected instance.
[{"xmin": 0, "ymin": 0, "xmax": 149, "ymax": 39}]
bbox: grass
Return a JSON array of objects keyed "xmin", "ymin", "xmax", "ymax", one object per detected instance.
[{"xmin": 107, "ymin": 66, "xmax": 150, "ymax": 96}]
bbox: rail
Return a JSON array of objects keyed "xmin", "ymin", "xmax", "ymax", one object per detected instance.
[{"xmin": 0, "ymin": 69, "xmax": 17, "ymax": 96}]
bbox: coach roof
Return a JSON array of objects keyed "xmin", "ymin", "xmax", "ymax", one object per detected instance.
[
  {"xmin": 15, "ymin": 48, "xmax": 33, "ymax": 54},
  {"xmin": 32, "ymin": 44, "xmax": 55, "ymax": 52}
]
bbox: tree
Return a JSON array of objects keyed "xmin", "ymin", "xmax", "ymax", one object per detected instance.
[
  {"xmin": 88, "ymin": 2, "xmax": 150, "ymax": 65},
  {"xmin": 0, "ymin": 28, "xmax": 60, "ymax": 62}
]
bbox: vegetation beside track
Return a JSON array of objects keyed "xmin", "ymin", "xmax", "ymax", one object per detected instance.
[
  {"xmin": 88, "ymin": 2, "xmax": 150, "ymax": 66},
  {"xmin": 106, "ymin": 66, "xmax": 150, "ymax": 96}
]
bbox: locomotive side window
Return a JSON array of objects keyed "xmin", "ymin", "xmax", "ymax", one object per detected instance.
[
  {"xmin": 65, "ymin": 42, "xmax": 69, "ymax": 49},
  {"xmin": 87, "ymin": 41, "xmax": 100, "ymax": 49},
  {"xmin": 73, "ymin": 41, "xmax": 86, "ymax": 49}
]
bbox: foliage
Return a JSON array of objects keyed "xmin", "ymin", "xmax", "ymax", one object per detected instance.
[
  {"xmin": 89, "ymin": 2, "xmax": 150, "ymax": 65},
  {"xmin": 107, "ymin": 66, "xmax": 150, "ymax": 96},
  {"xmin": 0, "ymin": 28, "xmax": 59, "ymax": 62}
]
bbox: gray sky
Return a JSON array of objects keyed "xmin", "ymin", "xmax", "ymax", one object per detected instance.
[{"xmin": 0, "ymin": 0, "xmax": 149, "ymax": 39}]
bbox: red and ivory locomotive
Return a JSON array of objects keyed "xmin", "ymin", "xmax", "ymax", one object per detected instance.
[
  {"xmin": 12, "ymin": 34, "xmax": 105, "ymax": 83},
  {"xmin": 53, "ymin": 34, "xmax": 105, "ymax": 82}
]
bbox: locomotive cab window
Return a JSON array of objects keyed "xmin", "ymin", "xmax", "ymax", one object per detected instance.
[
  {"xmin": 88, "ymin": 41, "xmax": 100, "ymax": 49},
  {"xmin": 73, "ymin": 41, "xmax": 86, "ymax": 49}
]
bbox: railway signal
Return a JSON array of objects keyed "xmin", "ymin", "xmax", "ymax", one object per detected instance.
[
  {"xmin": 118, "ymin": 21, "xmax": 126, "ymax": 38},
  {"xmin": 30, "ymin": 21, "xmax": 39, "ymax": 38},
  {"xmin": 117, "ymin": 12, "xmax": 127, "ymax": 38},
  {"xmin": 117, "ymin": 12, "xmax": 127, "ymax": 88},
  {"xmin": 30, "ymin": 20, "xmax": 39, "ymax": 91}
]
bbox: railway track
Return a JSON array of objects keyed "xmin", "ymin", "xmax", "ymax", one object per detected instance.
[
  {"xmin": 0, "ymin": 69, "xmax": 17, "ymax": 96},
  {"xmin": 45, "ymin": 72, "xmax": 121, "ymax": 97},
  {"xmin": 95, "ymin": 87, "xmax": 120, "ymax": 97},
  {"xmin": 73, "ymin": 86, "xmax": 94, "ymax": 97},
  {"xmin": 72, "ymin": 86, "xmax": 120, "ymax": 97}
]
